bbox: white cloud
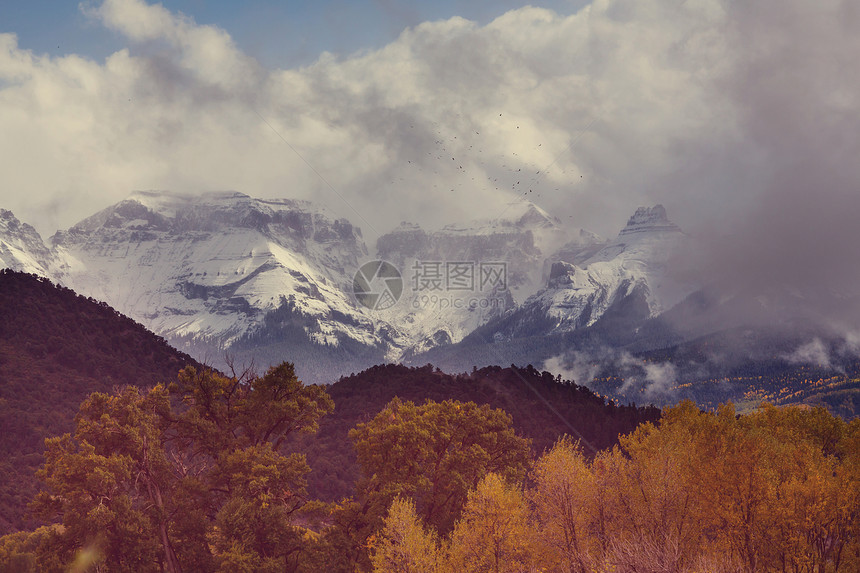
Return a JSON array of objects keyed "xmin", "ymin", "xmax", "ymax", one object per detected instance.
[
  {"xmin": 0, "ymin": 0, "xmax": 857, "ymax": 312},
  {"xmin": 641, "ymin": 361, "xmax": 678, "ymax": 397},
  {"xmin": 0, "ymin": 0, "xmax": 737, "ymax": 239},
  {"xmin": 84, "ymin": 0, "xmax": 259, "ymax": 89},
  {"xmin": 544, "ymin": 348, "xmax": 680, "ymax": 402},
  {"xmin": 85, "ymin": 0, "xmax": 177, "ymax": 42},
  {"xmin": 543, "ymin": 351, "xmax": 602, "ymax": 386},
  {"xmin": 782, "ymin": 338, "xmax": 833, "ymax": 370}
]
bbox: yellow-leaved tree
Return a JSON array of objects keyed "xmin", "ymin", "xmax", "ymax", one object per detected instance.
[
  {"xmin": 446, "ymin": 473, "xmax": 535, "ymax": 573},
  {"xmin": 529, "ymin": 436, "xmax": 601, "ymax": 573},
  {"xmin": 370, "ymin": 497, "xmax": 441, "ymax": 573}
]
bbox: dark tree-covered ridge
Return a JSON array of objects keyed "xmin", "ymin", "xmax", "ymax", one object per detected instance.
[
  {"xmin": 296, "ymin": 362, "xmax": 661, "ymax": 502},
  {"xmin": 0, "ymin": 270, "xmax": 198, "ymax": 534}
]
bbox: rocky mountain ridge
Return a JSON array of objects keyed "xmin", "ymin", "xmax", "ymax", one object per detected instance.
[{"xmin": 1, "ymin": 192, "xmax": 693, "ymax": 381}]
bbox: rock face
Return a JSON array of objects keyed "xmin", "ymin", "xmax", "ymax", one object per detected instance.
[
  {"xmin": 618, "ymin": 204, "xmax": 680, "ymax": 236},
  {"xmin": 0, "ymin": 209, "xmax": 55, "ymax": 275},
  {"xmin": 480, "ymin": 204, "xmax": 694, "ymax": 340}
]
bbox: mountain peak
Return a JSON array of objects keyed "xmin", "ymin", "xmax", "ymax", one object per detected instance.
[
  {"xmin": 618, "ymin": 204, "xmax": 680, "ymax": 236},
  {"xmin": 0, "ymin": 209, "xmax": 54, "ymax": 274},
  {"xmin": 1, "ymin": 209, "xmax": 33, "ymax": 235},
  {"xmin": 513, "ymin": 202, "xmax": 559, "ymax": 229}
]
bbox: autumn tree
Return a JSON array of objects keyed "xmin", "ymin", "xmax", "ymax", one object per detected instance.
[
  {"xmin": 20, "ymin": 362, "xmax": 860, "ymax": 573},
  {"xmin": 318, "ymin": 398, "xmax": 531, "ymax": 572},
  {"xmin": 33, "ymin": 385, "xmax": 174, "ymax": 572},
  {"xmin": 527, "ymin": 401, "xmax": 860, "ymax": 573},
  {"xmin": 350, "ymin": 398, "xmax": 531, "ymax": 536},
  {"xmin": 529, "ymin": 437, "xmax": 601, "ymax": 573},
  {"xmin": 0, "ymin": 525, "xmax": 65, "ymax": 573},
  {"xmin": 370, "ymin": 497, "xmax": 441, "ymax": 573},
  {"xmin": 446, "ymin": 473, "xmax": 535, "ymax": 573},
  {"xmin": 602, "ymin": 401, "xmax": 860, "ymax": 573},
  {"xmin": 168, "ymin": 363, "xmax": 333, "ymax": 571},
  {"xmin": 31, "ymin": 363, "xmax": 333, "ymax": 572},
  {"xmin": 600, "ymin": 401, "xmax": 706, "ymax": 572},
  {"xmin": 742, "ymin": 404, "xmax": 857, "ymax": 573}
]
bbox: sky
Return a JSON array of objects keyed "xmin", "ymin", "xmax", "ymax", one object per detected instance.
[
  {"xmin": 1, "ymin": 0, "xmax": 859, "ymax": 302},
  {"xmin": 1, "ymin": 1, "xmax": 587, "ymax": 70}
]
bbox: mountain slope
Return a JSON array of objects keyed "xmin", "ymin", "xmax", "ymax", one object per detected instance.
[
  {"xmin": 375, "ymin": 202, "xmax": 570, "ymax": 356},
  {"xmin": 47, "ymin": 191, "xmax": 394, "ymax": 380},
  {"xmin": 6, "ymin": 193, "xmax": 856, "ymax": 411},
  {"xmin": 486, "ymin": 204, "xmax": 693, "ymax": 341},
  {"xmin": 0, "ymin": 270, "xmax": 198, "ymax": 534},
  {"xmin": 0, "ymin": 210, "xmax": 54, "ymax": 276},
  {"xmin": 0, "ymin": 195, "xmax": 691, "ymax": 382},
  {"xmin": 1, "ymin": 194, "xmax": 607, "ymax": 380}
]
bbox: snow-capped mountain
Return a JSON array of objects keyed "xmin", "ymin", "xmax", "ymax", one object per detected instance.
[
  {"xmin": 374, "ymin": 201, "xmax": 573, "ymax": 354},
  {"xmin": 48, "ymin": 191, "xmax": 390, "ymax": 359},
  {"xmin": 5, "ymin": 194, "xmax": 858, "ymax": 410},
  {"xmin": 478, "ymin": 205, "xmax": 695, "ymax": 340},
  {"xmin": 0, "ymin": 194, "xmax": 700, "ymax": 381},
  {"xmin": 0, "ymin": 209, "xmax": 55, "ymax": 275}
]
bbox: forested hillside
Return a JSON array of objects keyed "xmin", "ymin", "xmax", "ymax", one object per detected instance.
[
  {"xmin": 0, "ymin": 270, "xmax": 198, "ymax": 533},
  {"xmin": 297, "ymin": 363, "xmax": 660, "ymax": 502},
  {"xmin": 2, "ymin": 269, "xmax": 857, "ymax": 572},
  {"xmin": 1, "ymin": 364, "xmax": 857, "ymax": 573}
]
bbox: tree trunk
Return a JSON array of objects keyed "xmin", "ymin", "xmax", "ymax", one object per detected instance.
[{"xmin": 141, "ymin": 433, "xmax": 182, "ymax": 573}]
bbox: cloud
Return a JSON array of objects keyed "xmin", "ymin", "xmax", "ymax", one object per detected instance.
[
  {"xmin": 781, "ymin": 338, "xmax": 833, "ymax": 370},
  {"xmin": 0, "ymin": 0, "xmax": 733, "ymax": 240},
  {"xmin": 0, "ymin": 0, "xmax": 858, "ymax": 324},
  {"xmin": 543, "ymin": 351, "xmax": 602, "ymax": 387},
  {"xmin": 83, "ymin": 0, "xmax": 261, "ymax": 90},
  {"xmin": 680, "ymin": 0, "xmax": 860, "ymax": 299},
  {"xmin": 544, "ymin": 348, "xmax": 680, "ymax": 403},
  {"xmin": 640, "ymin": 361, "xmax": 679, "ymax": 397},
  {"xmin": 85, "ymin": 0, "xmax": 177, "ymax": 42}
]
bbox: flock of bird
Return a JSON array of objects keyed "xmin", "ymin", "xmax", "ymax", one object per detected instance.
[{"xmin": 385, "ymin": 111, "xmax": 586, "ymax": 224}]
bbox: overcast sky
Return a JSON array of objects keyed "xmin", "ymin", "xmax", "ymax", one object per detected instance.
[{"xmin": 1, "ymin": 0, "xmax": 859, "ymax": 299}]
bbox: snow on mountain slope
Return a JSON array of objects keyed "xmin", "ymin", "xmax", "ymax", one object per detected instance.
[
  {"xmin": 374, "ymin": 201, "xmax": 574, "ymax": 353},
  {"xmin": 540, "ymin": 228, "xmax": 608, "ymax": 280},
  {"xmin": 0, "ymin": 197, "xmax": 700, "ymax": 374},
  {"xmin": 568, "ymin": 204, "xmax": 691, "ymax": 317},
  {"xmin": 0, "ymin": 209, "xmax": 55, "ymax": 275},
  {"xmin": 50, "ymin": 191, "xmax": 385, "ymax": 352},
  {"xmin": 378, "ymin": 201, "xmax": 566, "ymax": 293},
  {"xmin": 488, "ymin": 205, "xmax": 696, "ymax": 338}
]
